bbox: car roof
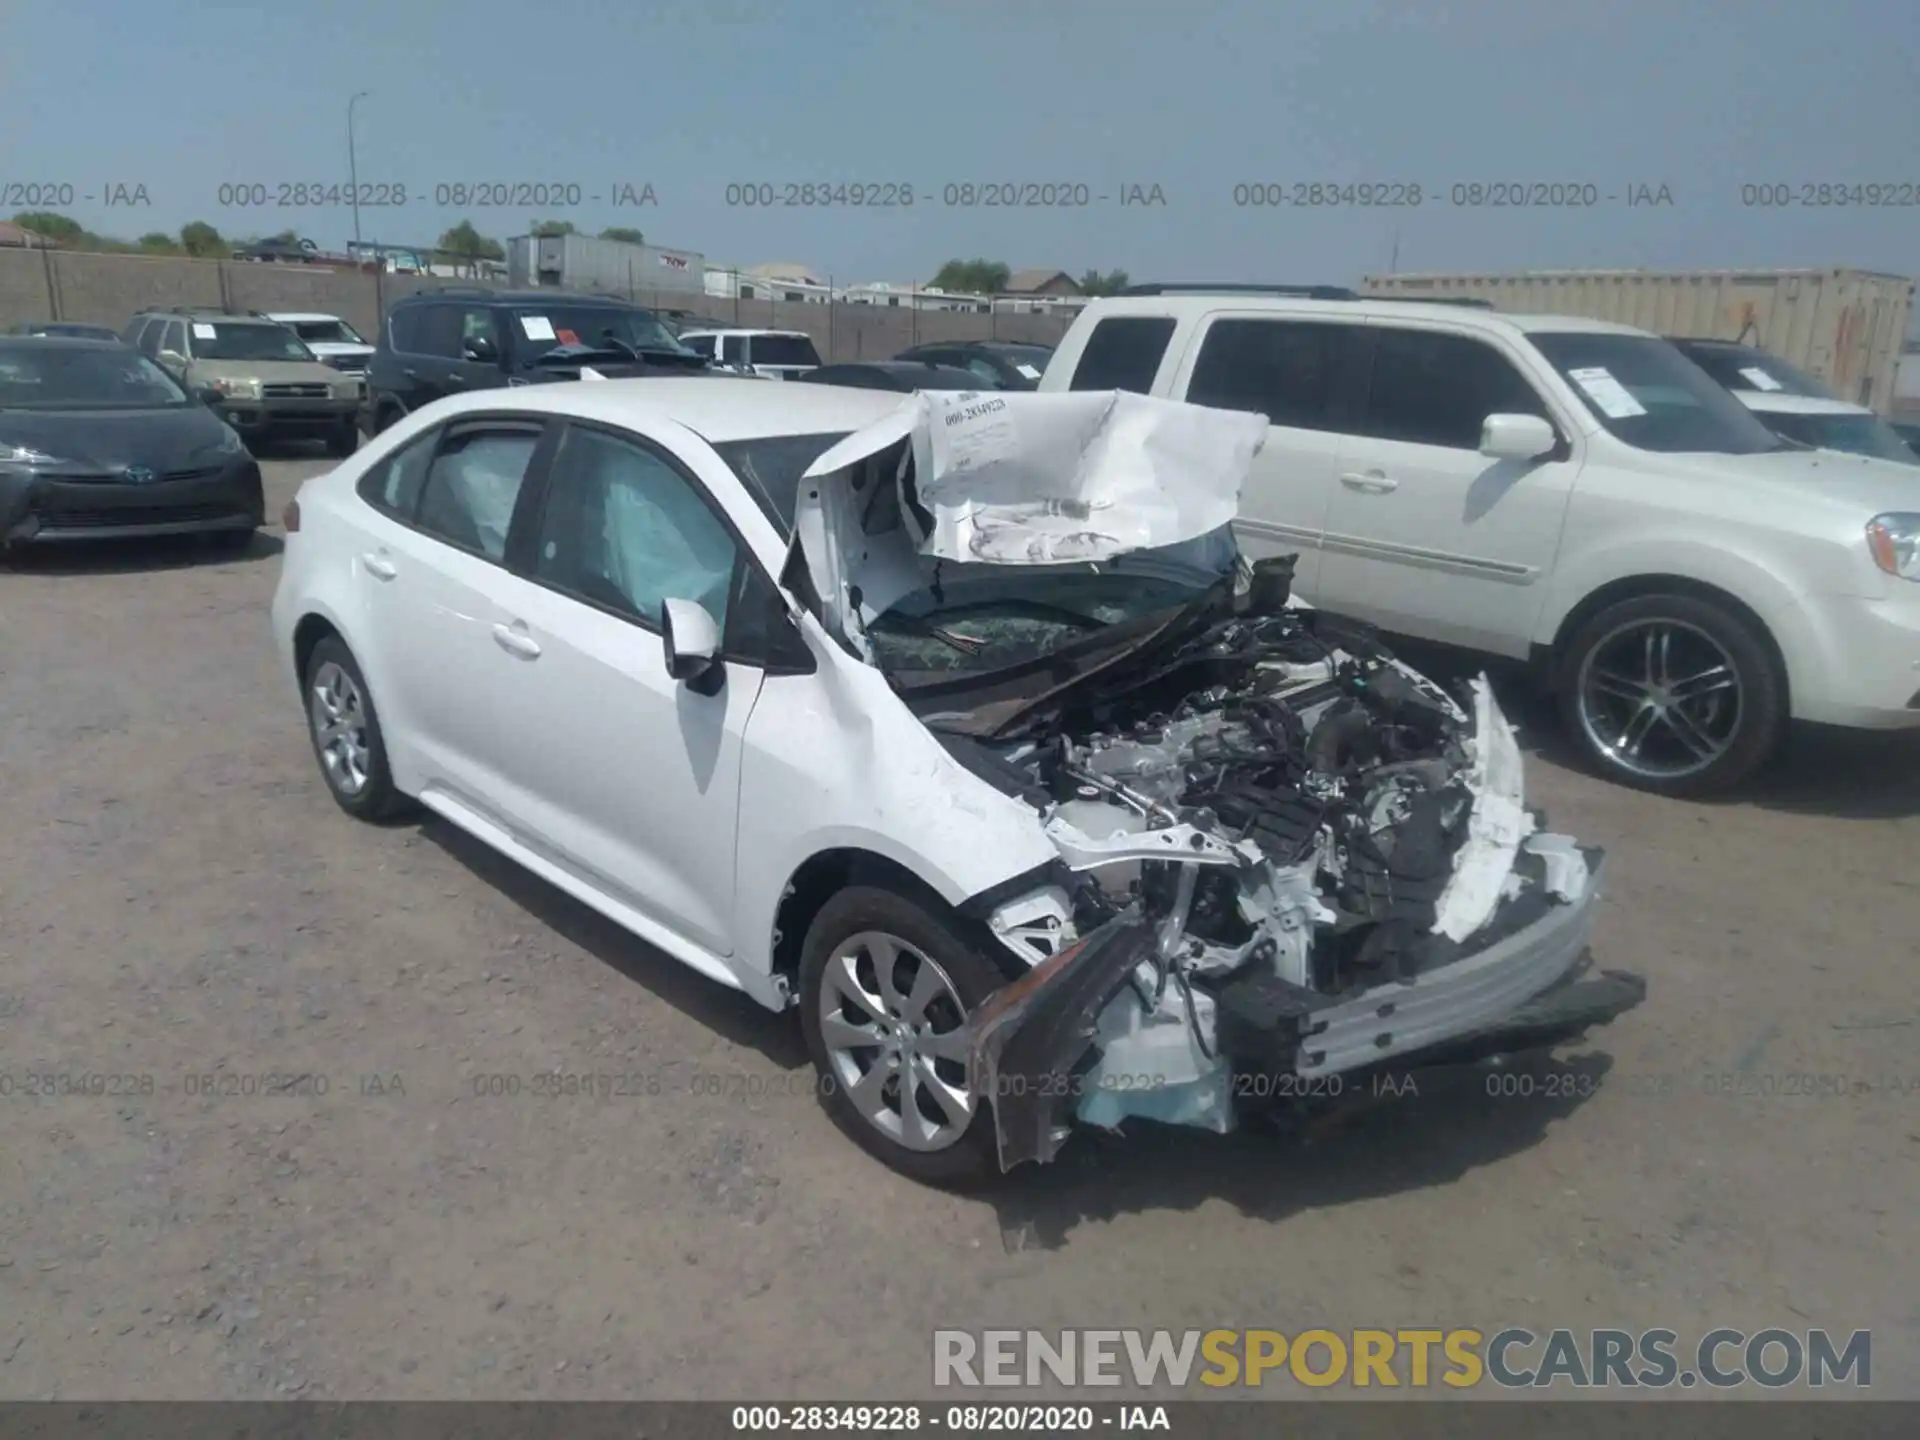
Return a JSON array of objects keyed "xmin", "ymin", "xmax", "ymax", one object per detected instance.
[
  {"xmin": 415, "ymin": 375, "xmax": 908, "ymax": 442},
  {"xmin": 1731, "ymin": 391, "xmax": 1872, "ymax": 417},
  {"xmin": 266, "ymin": 311, "xmax": 347, "ymax": 323},
  {"xmin": 391, "ymin": 289, "xmax": 652, "ymax": 308},
  {"xmin": 674, "ymin": 328, "xmax": 812, "ymax": 339},
  {"xmin": 0, "ymin": 335, "xmax": 126, "ymax": 350},
  {"xmin": 819, "ymin": 361, "xmax": 980, "ymax": 379},
  {"xmin": 1072, "ymin": 293, "xmax": 1654, "ymax": 339},
  {"xmin": 907, "ymin": 339, "xmax": 1051, "ymax": 353}
]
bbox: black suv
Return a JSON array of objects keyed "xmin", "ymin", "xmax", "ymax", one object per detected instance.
[{"xmin": 362, "ymin": 289, "xmax": 717, "ymax": 434}]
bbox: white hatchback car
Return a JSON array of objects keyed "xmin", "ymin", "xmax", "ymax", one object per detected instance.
[{"xmin": 270, "ymin": 381, "xmax": 1644, "ymax": 1184}]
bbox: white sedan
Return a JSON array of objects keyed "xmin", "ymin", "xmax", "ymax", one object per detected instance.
[{"xmin": 270, "ymin": 380, "xmax": 1644, "ymax": 1184}]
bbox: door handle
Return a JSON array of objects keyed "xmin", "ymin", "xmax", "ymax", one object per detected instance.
[
  {"xmin": 1339, "ymin": 470, "xmax": 1399, "ymax": 494},
  {"xmin": 402, "ymin": 367, "xmax": 420, "ymax": 380},
  {"xmin": 491, "ymin": 622, "xmax": 542, "ymax": 659},
  {"xmin": 361, "ymin": 552, "xmax": 397, "ymax": 580},
  {"xmin": 444, "ymin": 373, "xmax": 465, "ymax": 384}
]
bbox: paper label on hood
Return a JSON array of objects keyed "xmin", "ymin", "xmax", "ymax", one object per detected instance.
[
  {"xmin": 1567, "ymin": 366, "xmax": 1647, "ymax": 419},
  {"xmin": 1015, "ymin": 363, "xmax": 1042, "ymax": 380},
  {"xmin": 518, "ymin": 316, "xmax": 556, "ymax": 342},
  {"xmin": 192, "ymin": 323, "xmax": 217, "ymax": 339},
  {"xmin": 1738, "ymin": 365, "xmax": 1784, "ymax": 391}
]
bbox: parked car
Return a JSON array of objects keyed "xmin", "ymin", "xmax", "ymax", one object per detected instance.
[
  {"xmin": 122, "ymin": 307, "xmax": 362, "ymax": 456},
  {"xmin": 1039, "ymin": 286, "xmax": 1920, "ymax": 795},
  {"xmin": 363, "ymin": 289, "xmax": 714, "ymax": 435},
  {"xmin": 796, "ymin": 360, "xmax": 991, "ymax": 392},
  {"xmin": 674, "ymin": 328, "xmax": 822, "ymax": 380},
  {"xmin": 10, "ymin": 321, "xmax": 124, "ymax": 343},
  {"xmin": 269, "ymin": 380, "xmax": 1644, "ymax": 1184},
  {"xmin": 0, "ymin": 336, "xmax": 263, "ymax": 548},
  {"xmin": 1666, "ymin": 337, "xmax": 1835, "ymax": 399},
  {"xmin": 1730, "ymin": 392, "xmax": 1920, "ymax": 467},
  {"xmin": 894, "ymin": 340, "xmax": 1053, "ymax": 390},
  {"xmin": 267, "ymin": 311, "xmax": 376, "ymax": 381}
]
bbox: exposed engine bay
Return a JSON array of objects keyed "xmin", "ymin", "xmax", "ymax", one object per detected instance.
[{"xmin": 931, "ymin": 562, "xmax": 1644, "ymax": 1171}]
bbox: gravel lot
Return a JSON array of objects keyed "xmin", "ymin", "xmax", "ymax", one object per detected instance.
[{"xmin": 1, "ymin": 452, "xmax": 1916, "ymax": 1401}]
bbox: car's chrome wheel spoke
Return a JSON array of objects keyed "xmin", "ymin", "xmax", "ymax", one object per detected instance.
[
  {"xmin": 818, "ymin": 931, "xmax": 973, "ymax": 1153},
  {"xmin": 1577, "ymin": 619, "xmax": 1743, "ymax": 780},
  {"xmin": 308, "ymin": 661, "xmax": 371, "ymax": 797}
]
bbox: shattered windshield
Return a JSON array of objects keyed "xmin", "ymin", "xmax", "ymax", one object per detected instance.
[{"xmin": 869, "ymin": 525, "xmax": 1240, "ymax": 675}]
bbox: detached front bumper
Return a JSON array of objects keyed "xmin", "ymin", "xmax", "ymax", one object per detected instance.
[{"xmin": 966, "ymin": 844, "xmax": 1644, "ymax": 1173}]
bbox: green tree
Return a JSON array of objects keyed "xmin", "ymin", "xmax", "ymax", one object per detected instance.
[
  {"xmin": 137, "ymin": 232, "xmax": 182, "ymax": 255},
  {"xmin": 11, "ymin": 211, "xmax": 83, "ymax": 245},
  {"xmin": 529, "ymin": 218, "xmax": 576, "ymax": 237},
  {"xmin": 437, "ymin": 219, "xmax": 505, "ymax": 276},
  {"xmin": 179, "ymin": 221, "xmax": 226, "ymax": 258},
  {"xmin": 599, "ymin": 226, "xmax": 645, "ymax": 245},
  {"xmin": 929, "ymin": 258, "xmax": 1011, "ymax": 295},
  {"xmin": 1077, "ymin": 268, "xmax": 1130, "ymax": 297}
]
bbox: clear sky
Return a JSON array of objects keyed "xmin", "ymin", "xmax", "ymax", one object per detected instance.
[{"xmin": 3, "ymin": 0, "xmax": 1916, "ymax": 290}]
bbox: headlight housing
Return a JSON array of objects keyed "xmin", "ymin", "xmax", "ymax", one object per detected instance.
[
  {"xmin": 1866, "ymin": 513, "xmax": 1920, "ymax": 581},
  {"xmin": 331, "ymin": 378, "xmax": 360, "ymax": 399},
  {"xmin": 210, "ymin": 376, "xmax": 262, "ymax": 400},
  {"xmin": 0, "ymin": 444, "xmax": 67, "ymax": 466}
]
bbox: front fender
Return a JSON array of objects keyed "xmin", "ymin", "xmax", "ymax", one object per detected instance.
[{"xmin": 1534, "ymin": 530, "xmax": 1825, "ymax": 701}]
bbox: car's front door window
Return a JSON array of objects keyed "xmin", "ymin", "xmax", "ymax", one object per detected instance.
[
  {"xmin": 1360, "ymin": 329, "xmax": 1551, "ymax": 448},
  {"xmin": 533, "ymin": 425, "xmax": 739, "ymax": 630}
]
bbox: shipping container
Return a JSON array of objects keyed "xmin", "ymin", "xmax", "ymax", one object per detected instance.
[
  {"xmin": 506, "ymin": 233, "xmax": 707, "ymax": 299},
  {"xmin": 1360, "ymin": 268, "xmax": 1915, "ymax": 413}
]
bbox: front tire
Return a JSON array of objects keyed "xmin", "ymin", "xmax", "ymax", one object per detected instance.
[
  {"xmin": 799, "ymin": 886, "xmax": 1018, "ymax": 1188},
  {"xmin": 1557, "ymin": 592, "xmax": 1784, "ymax": 796},
  {"xmin": 303, "ymin": 635, "xmax": 408, "ymax": 821}
]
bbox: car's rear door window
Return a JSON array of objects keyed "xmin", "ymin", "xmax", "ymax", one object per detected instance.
[
  {"xmin": 1185, "ymin": 318, "xmax": 1367, "ymax": 431},
  {"xmin": 356, "ymin": 431, "xmax": 439, "ymax": 517},
  {"xmin": 1067, "ymin": 316, "xmax": 1176, "ymax": 393},
  {"xmin": 415, "ymin": 425, "xmax": 543, "ymax": 561}
]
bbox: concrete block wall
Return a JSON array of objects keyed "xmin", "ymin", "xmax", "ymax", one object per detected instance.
[{"xmin": 0, "ymin": 249, "xmax": 1074, "ymax": 360}]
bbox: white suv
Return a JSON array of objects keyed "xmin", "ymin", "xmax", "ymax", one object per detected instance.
[
  {"xmin": 674, "ymin": 328, "xmax": 822, "ymax": 380},
  {"xmin": 1040, "ymin": 287, "xmax": 1920, "ymax": 794}
]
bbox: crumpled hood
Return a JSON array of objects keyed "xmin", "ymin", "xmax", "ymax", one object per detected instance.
[{"xmin": 791, "ymin": 389, "xmax": 1268, "ymax": 654}]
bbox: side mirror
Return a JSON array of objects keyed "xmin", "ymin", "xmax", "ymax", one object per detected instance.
[
  {"xmin": 463, "ymin": 336, "xmax": 499, "ymax": 364},
  {"xmin": 1479, "ymin": 413, "xmax": 1558, "ymax": 461},
  {"xmin": 157, "ymin": 349, "xmax": 186, "ymax": 369},
  {"xmin": 661, "ymin": 598, "xmax": 724, "ymax": 695}
]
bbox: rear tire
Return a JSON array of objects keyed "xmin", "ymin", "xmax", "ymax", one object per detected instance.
[
  {"xmin": 799, "ymin": 886, "xmax": 1019, "ymax": 1189},
  {"xmin": 302, "ymin": 635, "xmax": 408, "ymax": 822},
  {"xmin": 1557, "ymin": 592, "xmax": 1784, "ymax": 797}
]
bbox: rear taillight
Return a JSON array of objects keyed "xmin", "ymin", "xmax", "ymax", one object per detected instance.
[{"xmin": 282, "ymin": 498, "xmax": 301, "ymax": 532}]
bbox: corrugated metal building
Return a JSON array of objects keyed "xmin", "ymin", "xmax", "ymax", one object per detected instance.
[
  {"xmin": 1361, "ymin": 268, "xmax": 1915, "ymax": 413},
  {"xmin": 507, "ymin": 233, "xmax": 707, "ymax": 299}
]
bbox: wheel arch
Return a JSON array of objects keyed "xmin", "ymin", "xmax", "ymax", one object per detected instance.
[
  {"xmin": 768, "ymin": 846, "xmax": 1026, "ymax": 1001},
  {"xmin": 1541, "ymin": 573, "xmax": 1791, "ymax": 711},
  {"xmin": 292, "ymin": 611, "xmax": 345, "ymax": 688}
]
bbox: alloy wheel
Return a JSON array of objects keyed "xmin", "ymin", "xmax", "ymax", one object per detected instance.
[
  {"xmin": 817, "ymin": 931, "xmax": 976, "ymax": 1153},
  {"xmin": 308, "ymin": 660, "xmax": 372, "ymax": 797},
  {"xmin": 1575, "ymin": 618, "xmax": 1742, "ymax": 781}
]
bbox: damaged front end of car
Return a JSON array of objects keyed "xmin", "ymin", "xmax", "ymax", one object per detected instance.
[{"xmin": 792, "ymin": 388, "xmax": 1647, "ymax": 1172}]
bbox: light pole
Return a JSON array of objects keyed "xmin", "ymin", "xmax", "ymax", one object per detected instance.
[{"xmin": 347, "ymin": 91, "xmax": 371, "ymax": 251}]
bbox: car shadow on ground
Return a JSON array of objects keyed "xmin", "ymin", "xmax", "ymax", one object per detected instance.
[
  {"xmin": 1379, "ymin": 635, "xmax": 1920, "ymax": 822},
  {"xmin": 986, "ymin": 1051, "xmax": 1614, "ymax": 1251},
  {"xmin": 1, "ymin": 529, "xmax": 284, "ymax": 575},
  {"xmin": 421, "ymin": 816, "xmax": 810, "ymax": 1069},
  {"xmin": 423, "ymin": 815, "xmax": 1614, "ymax": 1241}
]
